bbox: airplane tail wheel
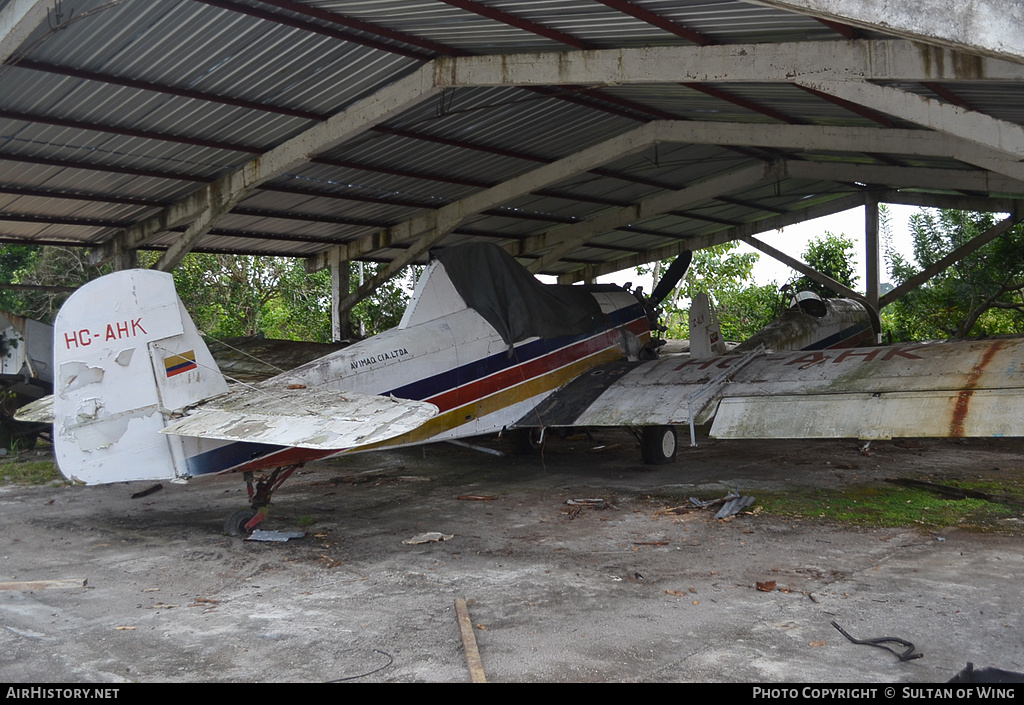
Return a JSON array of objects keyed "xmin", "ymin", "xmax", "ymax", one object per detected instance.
[
  {"xmin": 508, "ymin": 427, "xmax": 545, "ymax": 455},
  {"xmin": 224, "ymin": 507, "xmax": 258, "ymax": 536},
  {"xmin": 641, "ymin": 426, "xmax": 677, "ymax": 465}
]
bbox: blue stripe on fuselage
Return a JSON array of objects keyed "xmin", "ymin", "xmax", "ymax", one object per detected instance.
[
  {"xmin": 386, "ymin": 303, "xmax": 645, "ymax": 401},
  {"xmin": 182, "ymin": 302, "xmax": 646, "ymax": 477},
  {"xmin": 800, "ymin": 323, "xmax": 871, "ymax": 350},
  {"xmin": 184, "ymin": 440, "xmax": 280, "ymax": 476}
]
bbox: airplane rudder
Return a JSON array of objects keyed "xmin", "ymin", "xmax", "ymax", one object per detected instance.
[
  {"xmin": 689, "ymin": 292, "xmax": 725, "ymax": 358},
  {"xmin": 52, "ymin": 269, "xmax": 227, "ymax": 484}
]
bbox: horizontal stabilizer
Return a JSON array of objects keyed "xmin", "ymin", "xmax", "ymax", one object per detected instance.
[
  {"xmin": 14, "ymin": 394, "xmax": 53, "ymax": 424},
  {"xmin": 161, "ymin": 386, "xmax": 437, "ymax": 450}
]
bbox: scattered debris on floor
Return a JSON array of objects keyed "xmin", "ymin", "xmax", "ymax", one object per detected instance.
[
  {"xmin": 328, "ymin": 471, "xmax": 431, "ymax": 486},
  {"xmin": 587, "ymin": 443, "xmax": 622, "ymax": 453},
  {"xmin": 246, "ymin": 530, "xmax": 306, "ymax": 543},
  {"xmin": 714, "ymin": 495, "xmax": 756, "ymax": 519},
  {"xmin": 832, "ymin": 620, "xmax": 922, "ymax": 661},
  {"xmin": 756, "ymin": 580, "xmax": 776, "ymax": 592},
  {"xmin": 403, "ymin": 532, "xmax": 454, "ymax": 545},
  {"xmin": 130, "ymin": 484, "xmax": 162, "ymax": 499},
  {"xmin": 562, "ymin": 497, "xmax": 611, "ymax": 518},
  {"xmin": 655, "ymin": 490, "xmax": 757, "ymax": 520},
  {"xmin": 457, "ymin": 494, "xmax": 498, "ymax": 501},
  {"xmin": 567, "ymin": 498, "xmax": 608, "ymax": 509}
]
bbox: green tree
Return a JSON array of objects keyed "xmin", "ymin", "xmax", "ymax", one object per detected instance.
[
  {"xmin": 643, "ymin": 242, "xmax": 781, "ymax": 341},
  {"xmin": 0, "ymin": 246, "xmax": 108, "ymax": 323},
  {"xmin": 0, "ymin": 244, "xmax": 38, "ymax": 313},
  {"xmin": 167, "ymin": 253, "xmax": 289, "ymax": 339},
  {"xmin": 883, "ymin": 209, "xmax": 1024, "ymax": 341},
  {"xmin": 791, "ymin": 232, "xmax": 859, "ymax": 298},
  {"xmin": 166, "ymin": 253, "xmax": 414, "ymax": 342},
  {"xmin": 0, "ymin": 246, "xmax": 413, "ymax": 341},
  {"xmin": 348, "ymin": 262, "xmax": 414, "ymax": 336}
]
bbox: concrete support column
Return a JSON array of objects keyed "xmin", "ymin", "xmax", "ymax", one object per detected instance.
[
  {"xmin": 330, "ymin": 249, "xmax": 353, "ymax": 342},
  {"xmin": 114, "ymin": 248, "xmax": 138, "ymax": 271},
  {"xmin": 865, "ymin": 196, "xmax": 880, "ymax": 320}
]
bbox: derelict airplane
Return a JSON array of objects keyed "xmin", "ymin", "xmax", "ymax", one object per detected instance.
[{"xmin": 24, "ymin": 242, "xmax": 1024, "ymax": 534}]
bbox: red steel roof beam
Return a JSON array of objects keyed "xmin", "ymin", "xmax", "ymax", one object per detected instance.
[
  {"xmin": 681, "ymin": 83, "xmax": 802, "ymax": 124},
  {"xmin": 435, "ymin": 0, "xmax": 591, "ymax": 49},
  {"xmin": 192, "ymin": 0, "xmax": 434, "ymax": 60},
  {"xmin": 593, "ymin": 0, "xmax": 714, "ymax": 46},
  {"xmin": 794, "ymin": 84, "xmax": 898, "ymax": 128},
  {"xmin": 249, "ymin": 0, "xmax": 463, "ymax": 56},
  {"xmin": 921, "ymin": 82, "xmax": 980, "ymax": 112},
  {"xmin": 8, "ymin": 58, "xmax": 326, "ymax": 122}
]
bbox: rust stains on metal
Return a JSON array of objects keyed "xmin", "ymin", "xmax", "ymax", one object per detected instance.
[{"xmin": 950, "ymin": 339, "xmax": 1007, "ymax": 437}]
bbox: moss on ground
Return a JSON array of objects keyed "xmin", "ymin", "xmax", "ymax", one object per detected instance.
[{"xmin": 757, "ymin": 480, "xmax": 1023, "ymax": 532}]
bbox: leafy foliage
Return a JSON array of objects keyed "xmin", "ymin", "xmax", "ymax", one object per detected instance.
[
  {"xmin": 883, "ymin": 209, "xmax": 1024, "ymax": 341},
  {"xmin": 0, "ymin": 246, "xmax": 413, "ymax": 342},
  {"xmin": 162, "ymin": 254, "xmax": 415, "ymax": 342},
  {"xmin": 642, "ymin": 242, "xmax": 781, "ymax": 341},
  {"xmin": 0, "ymin": 245, "xmax": 39, "ymax": 313},
  {"xmin": 791, "ymin": 232, "xmax": 859, "ymax": 298},
  {"xmin": 166, "ymin": 253, "xmax": 292, "ymax": 339},
  {"xmin": 0, "ymin": 247, "xmax": 109, "ymax": 323}
]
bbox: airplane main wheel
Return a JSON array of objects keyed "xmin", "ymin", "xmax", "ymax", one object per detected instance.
[
  {"xmin": 224, "ymin": 507, "xmax": 258, "ymax": 536},
  {"xmin": 641, "ymin": 426, "xmax": 677, "ymax": 465}
]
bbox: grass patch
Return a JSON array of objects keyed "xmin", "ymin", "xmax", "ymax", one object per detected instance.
[
  {"xmin": 0, "ymin": 456, "xmax": 63, "ymax": 485},
  {"xmin": 758, "ymin": 482, "xmax": 1022, "ymax": 532}
]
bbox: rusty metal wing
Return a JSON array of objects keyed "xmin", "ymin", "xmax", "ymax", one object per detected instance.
[{"xmin": 517, "ymin": 338, "xmax": 1024, "ymax": 441}]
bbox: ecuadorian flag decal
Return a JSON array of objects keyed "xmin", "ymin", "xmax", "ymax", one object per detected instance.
[{"xmin": 164, "ymin": 350, "xmax": 198, "ymax": 377}]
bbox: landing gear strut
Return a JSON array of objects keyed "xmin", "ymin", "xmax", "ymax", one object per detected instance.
[
  {"xmin": 223, "ymin": 465, "xmax": 301, "ymax": 536},
  {"xmin": 507, "ymin": 427, "xmax": 545, "ymax": 454}
]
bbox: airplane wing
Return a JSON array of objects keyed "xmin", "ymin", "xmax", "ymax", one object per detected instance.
[
  {"xmin": 516, "ymin": 337, "xmax": 1024, "ymax": 441},
  {"xmin": 161, "ymin": 386, "xmax": 438, "ymax": 450}
]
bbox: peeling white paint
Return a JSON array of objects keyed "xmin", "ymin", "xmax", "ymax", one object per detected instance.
[{"xmin": 59, "ymin": 362, "xmax": 104, "ymax": 393}]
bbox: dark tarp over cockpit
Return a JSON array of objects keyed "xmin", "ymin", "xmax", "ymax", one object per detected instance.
[{"xmin": 433, "ymin": 243, "xmax": 608, "ymax": 347}]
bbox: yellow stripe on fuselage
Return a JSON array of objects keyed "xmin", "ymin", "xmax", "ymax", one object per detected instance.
[{"xmin": 350, "ymin": 338, "xmax": 637, "ymax": 452}]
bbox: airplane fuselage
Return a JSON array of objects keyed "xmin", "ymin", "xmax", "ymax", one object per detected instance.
[{"xmin": 183, "ymin": 262, "xmax": 650, "ymax": 476}]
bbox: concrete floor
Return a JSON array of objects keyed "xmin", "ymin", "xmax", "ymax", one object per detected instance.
[{"xmin": 1, "ymin": 431, "xmax": 1022, "ymax": 683}]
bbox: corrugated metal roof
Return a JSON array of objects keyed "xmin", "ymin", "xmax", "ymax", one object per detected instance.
[{"xmin": 0, "ymin": 0, "xmax": 1020, "ymax": 282}]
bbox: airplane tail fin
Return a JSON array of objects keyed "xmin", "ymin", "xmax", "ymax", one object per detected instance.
[
  {"xmin": 52, "ymin": 269, "xmax": 229, "ymax": 485},
  {"xmin": 688, "ymin": 292, "xmax": 727, "ymax": 358}
]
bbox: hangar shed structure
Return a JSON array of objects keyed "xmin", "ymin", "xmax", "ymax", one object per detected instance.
[{"xmin": 1, "ymin": 0, "xmax": 1023, "ymax": 336}]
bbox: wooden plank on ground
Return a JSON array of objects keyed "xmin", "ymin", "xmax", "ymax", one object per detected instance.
[
  {"xmin": 455, "ymin": 597, "xmax": 487, "ymax": 683},
  {"xmin": 0, "ymin": 578, "xmax": 86, "ymax": 591}
]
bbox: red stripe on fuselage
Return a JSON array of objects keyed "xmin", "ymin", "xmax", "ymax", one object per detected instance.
[
  {"xmin": 222, "ymin": 315, "xmax": 648, "ymax": 473},
  {"xmin": 825, "ymin": 328, "xmax": 874, "ymax": 349},
  {"xmin": 430, "ymin": 316, "xmax": 648, "ymax": 411}
]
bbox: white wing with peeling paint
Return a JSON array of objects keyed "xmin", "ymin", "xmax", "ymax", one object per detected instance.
[
  {"xmin": 521, "ymin": 338, "xmax": 1024, "ymax": 441},
  {"xmin": 161, "ymin": 387, "xmax": 437, "ymax": 449}
]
